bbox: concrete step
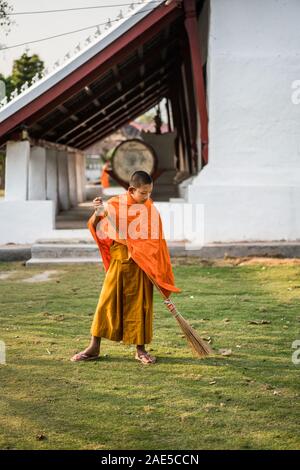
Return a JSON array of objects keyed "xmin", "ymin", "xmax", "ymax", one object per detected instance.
[
  {"xmin": 27, "ymin": 240, "xmax": 102, "ymax": 265},
  {"xmin": 21, "ymin": 240, "xmax": 300, "ymax": 266},
  {"xmin": 27, "ymin": 257, "xmax": 101, "ymax": 265},
  {"xmin": 30, "ymin": 243, "xmax": 100, "ymax": 259},
  {"xmin": 25, "ymin": 239, "xmax": 186, "ymax": 265}
]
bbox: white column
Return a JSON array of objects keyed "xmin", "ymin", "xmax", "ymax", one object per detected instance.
[
  {"xmin": 185, "ymin": 0, "xmax": 300, "ymax": 243},
  {"xmin": 75, "ymin": 152, "xmax": 83, "ymax": 204},
  {"xmin": 81, "ymin": 153, "xmax": 87, "ymax": 202},
  {"xmin": 28, "ymin": 146, "xmax": 46, "ymax": 200},
  {"xmin": 5, "ymin": 140, "xmax": 30, "ymax": 200},
  {"xmin": 57, "ymin": 150, "xmax": 70, "ymax": 211},
  {"xmin": 46, "ymin": 148, "xmax": 59, "ymax": 214},
  {"xmin": 67, "ymin": 152, "xmax": 78, "ymax": 207}
]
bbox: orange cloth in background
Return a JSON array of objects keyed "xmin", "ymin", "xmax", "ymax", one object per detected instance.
[
  {"xmin": 100, "ymin": 162, "xmax": 110, "ymax": 188},
  {"xmin": 87, "ymin": 191, "xmax": 180, "ymax": 298}
]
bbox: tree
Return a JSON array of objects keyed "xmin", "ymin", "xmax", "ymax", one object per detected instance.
[
  {"xmin": 0, "ymin": 72, "xmax": 13, "ymax": 97},
  {"xmin": 0, "ymin": 1, "xmax": 14, "ymax": 36},
  {"xmin": 10, "ymin": 51, "xmax": 44, "ymax": 92},
  {"xmin": 136, "ymin": 111, "xmax": 156, "ymax": 124},
  {"xmin": 0, "ymin": 51, "xmax": 45, "ymax": 100},
  {"xmin": 0, "ymin": 1, "xmax": 14, "ymax": 100}
]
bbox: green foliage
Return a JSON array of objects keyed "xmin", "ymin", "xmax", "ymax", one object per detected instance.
[
  {"xmin": 10, "ymin": 52, "xmax": 44, "ymax": 91},
  {"xmin": 0, "ymin": 1, "xmax": 13, "ymax": 34},
  {"xmin": 0, "ymin": 72, "xmax": 13, "ymax": 98},
  {"xmin": 0, "ymin": 51, "xmax": 45, "ymax": 99}
]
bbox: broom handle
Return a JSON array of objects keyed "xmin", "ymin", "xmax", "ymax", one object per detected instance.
[{"xmin": 98, "ymin": 209, "xmax": 180, "ymax": 319}]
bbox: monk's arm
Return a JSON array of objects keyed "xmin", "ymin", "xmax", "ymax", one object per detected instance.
[{"xmin": 89, "ymin": 208, "xmax": 108, "ymax": 230}]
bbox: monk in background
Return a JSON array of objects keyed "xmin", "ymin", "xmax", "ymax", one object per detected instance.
[
  {"xmin": 100, "ymin": 160, "xmax": 110, "ymax": 188},
  {"xmin": 71, "ymin": 170, "xmax": 180, "ymax": 364}
]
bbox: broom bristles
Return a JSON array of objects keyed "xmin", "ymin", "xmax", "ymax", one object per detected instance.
[
  {"xmin": 175, "ymin": 313, "xmax": 213, "ymax": 358},
  {"xmin": 163, "ymin": 298, "xmax": 213, "ymax": 358},
  {"xmin": 176, "ymin": 314, "xmax": 212, "ymax": 357}
]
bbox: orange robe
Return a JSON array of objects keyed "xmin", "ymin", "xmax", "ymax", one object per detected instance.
[
  {"xmin": 90, "ymin": 241, "xmax": 153, "ymax": 344},
  {"xmin": 87, "ymin": 191, "xmax": 180, "ymax": 345},
  {"xmin": 88, "ymin": 191, "xmax": 180, "ymax": 298}
]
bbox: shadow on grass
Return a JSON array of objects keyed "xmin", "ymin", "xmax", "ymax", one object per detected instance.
[{"xmin": 8, "ymin": 353, "xmax": 294, "ymax": 372}]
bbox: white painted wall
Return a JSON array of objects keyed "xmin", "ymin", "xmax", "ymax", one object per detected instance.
[
  {"xmin": 57, "ymin": 150, "xmax": 70, "ymax": 211},
  {"xmin": 80, "ymin": 154, "xmax": 87, "ymax": 202},
  {"xmin": 186, "ymin": 0, "xmax": 300, "ymax": 242},
  {"xmin": 5, "ymin": 141, "xmax": 30, "ymax": 200},
  {"xmin": 28, "ymin": 146, "xmax": 46, "ymax": 200},
  {"xmin": 0, "ymin": 200, "xmax": 55, "ymax": 244},
  {"xmin": 75, "ymin": 152, "xmax": 84, "ymax": 203},
  {"xmin": 46, "ymin": 148, "xmax": 59, "ymax": 214},
  {"xmin": 67, "ymin": 152, "xmax": 78, "ymax": 207}
]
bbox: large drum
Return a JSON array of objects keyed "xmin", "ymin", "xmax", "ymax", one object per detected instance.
[{"xmin": 111, "ymin": 139, "xmax": 157, "ymax": 186}]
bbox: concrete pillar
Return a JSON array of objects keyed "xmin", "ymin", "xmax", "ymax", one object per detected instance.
[
  {"xmin": 28, "ymin": 146, "xmax": 46, "ymax": 200},
  {"xmin": 67, "ymin": 152, "xmax": 78, "ymax": 207},
  {"xmin": 5, "ymin": 140, "xmax": 30, "ymax": 200},
  {"xmin": 46, "ymin": 148, "xmax": 59, "ymax": 214},
  {"xmin": 57, "ymin": 150, "xmax": 70, "ymax": 211},
  {"xmin": 75, "ymin": 152, "xmax": 83, "ymax": 204},
  {"xmin": 183, "ymin": 0, "xmax": 208, "ymax": 164},
  {"xmin": 81, "ymin": 153, "xmax": 87, "ymax": 202}
]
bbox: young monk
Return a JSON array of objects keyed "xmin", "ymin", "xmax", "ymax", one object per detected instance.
[{"xmin": 71, "ymin": 170, "xmax": 180, "ymax": 364}]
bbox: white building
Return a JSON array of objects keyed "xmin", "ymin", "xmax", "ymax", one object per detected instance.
[{"xmin": 0, "ymin": 0, "xmax": 299, "ymax": 246}]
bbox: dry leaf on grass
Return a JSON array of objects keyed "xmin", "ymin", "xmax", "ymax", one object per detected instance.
[{"xmin": 218, "ymin": 348, "xmax": 232, "ymax": 356}]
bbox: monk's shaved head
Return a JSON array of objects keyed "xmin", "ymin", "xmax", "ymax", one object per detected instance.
[{"xmin": 129, "ymin": 170, "xmax": 153, "ymax": 188}]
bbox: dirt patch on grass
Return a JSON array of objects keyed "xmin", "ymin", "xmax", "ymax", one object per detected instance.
[
  {"xmin": 172, "ymin": 256, "xmax": 300, "ymax": 267},
  {"xmin": 0, "ymin": 271, "xmax": 18, "ymax": 280},
  {"xmin": 226, "ymin": 257, "xmax": 300, "ymax": 266},
  {"xmin": 22, "ymin": 270, "xmax": 61, "ymax": 283}
]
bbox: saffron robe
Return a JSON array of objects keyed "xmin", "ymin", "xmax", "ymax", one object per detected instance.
[
  {"xmin": 88, "ymin": 191, "xmax": 180, "ymax": 298},
  {"xmin": 88, "ymin": 191, "xmax": 180, "ymax": 345},
  {"xmin": 90, "ymin": 240, "xmax": 153, "ymax": 344}
]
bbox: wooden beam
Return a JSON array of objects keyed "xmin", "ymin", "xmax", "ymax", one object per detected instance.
[
  {"xmin": 80, "ymin": 89, "xmax": 168, "ymax": 149},
  {"xmin": 36, "ymin": 48, "xmax": 176, "ymax": 138},
  {"xmin": 55, "ymin": 62, "xmax": 176, "ymax": 142},
  {"xmin": 66, "ymin": 78, "xmax": 171, "ymax": 146},
  {"xmin": 183, "ymin": 0, "xmax": 208, "ymax": 165}
]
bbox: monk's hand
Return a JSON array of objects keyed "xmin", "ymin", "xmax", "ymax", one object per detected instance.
[{"xmin": 93, "ymin": 197, "xmax": 105, "ymax": 216}]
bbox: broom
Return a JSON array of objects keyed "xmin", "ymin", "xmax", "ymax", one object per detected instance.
[
  {"xmin": 94, "ymin": 201, "xmax": 212, "ymax": 358},
  {"xmin": 146, "ymin": 274, "xmax": 213, "ymax": 358}
]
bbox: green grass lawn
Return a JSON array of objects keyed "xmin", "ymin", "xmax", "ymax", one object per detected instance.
[{"xmin": 0, "ymin": 260, "xmax": 299, "ymax": 450}]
